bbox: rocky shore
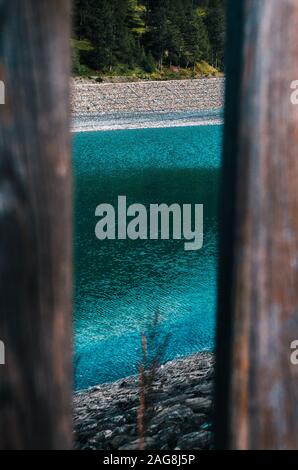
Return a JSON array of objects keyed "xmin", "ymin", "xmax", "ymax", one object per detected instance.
[
  {"xmin": 71, "ymin": 78, "xmax": 224, "ymax": 132},
  {"xmin": 72, "ymin": 78, "xmax": 223, "ymax": 116},
  {"xmin": 74, "ymin": 352, "xmax": 214, "ymax": 450}
]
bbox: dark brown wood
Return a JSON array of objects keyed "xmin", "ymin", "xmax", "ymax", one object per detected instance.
[
  {"xmin": 0, "ymin": 0, "xmax": 72, "ymax": 449},
  {"xmin": 216, "ymin": 0, "xmax": 298, "ymax": 450}
]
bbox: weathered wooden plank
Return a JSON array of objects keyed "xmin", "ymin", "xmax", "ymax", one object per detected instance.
[
  {"xmin": 0, "ymin": 0, "xmax": 72, "ymax": 449},
  {"xmin": 216, "ymin": 0, "xmax": 298, "ymax": 450}
]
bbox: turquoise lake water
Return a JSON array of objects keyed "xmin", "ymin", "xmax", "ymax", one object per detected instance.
[{"xmin": 73, "ymin": 125, "xmax": 222, "ymax": 390}]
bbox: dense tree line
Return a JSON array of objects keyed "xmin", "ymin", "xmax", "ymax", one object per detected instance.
[{"xmin": 73, "ymin": 0, "xmax": 225, "ymax": 75}]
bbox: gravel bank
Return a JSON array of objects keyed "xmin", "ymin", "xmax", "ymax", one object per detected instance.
[
  {"xmin": 74, "ymin": 352, "xmax": 214, "ymax": 450},
  {"xmin": 72, "ymin": 78, "xmax": 224, "ymax": 115},
  {"xmin": 71, "ymin": 78, "xmax": 224, "ymax": 131}
]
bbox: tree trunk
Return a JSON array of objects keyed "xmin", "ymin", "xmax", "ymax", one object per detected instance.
[
  {"xmin": 215, "ymin": 0, "xmax": 298, "ymax": 450},
  {"xmin": 0, "ymin": 0, "xmax": 72, "ymax": 449}
]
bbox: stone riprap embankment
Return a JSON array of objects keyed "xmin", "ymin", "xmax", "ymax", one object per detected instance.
[
  {"xmin": 74, "ymin": 353, "xmax": 214, "ymax": 450},
  {"xmin": 71, "ymin": 78, "xmax": 224, "ymax": 115},
  {"xmin": 71, "ymin": 78, "xmax": 224, "ymax": 131}
]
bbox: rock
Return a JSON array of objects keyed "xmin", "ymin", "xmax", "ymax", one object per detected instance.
[
  {"xmin": 109, "ymin": 414, "xmax": 127, "ymax": 426},
  {"xmin": 192, "ymin": 413, "xmax": 208, "ymax": 427},
  {"xmin": 193, "ymin": 382, "xmax": 213, "ymax": 396},
  {"xmin": 111, "ymin": 434, "xmax": 132, "ymax": 449},
  {"xmin": 199, "ymin": 383, "xmax": 214, "ymax": 395},
  {"xmin": 114, "ymin": 424, "xmax": 136, "ymax": 436},
  {"xmin": 154, "ymin": 425, "xmax": 181, "ymax": 448},
  {"xmin": 119, "ymin": 437, "xmax": 156, "ymax": 451},
  {"xmin": 119, "ymin": 378, "xmax": 130, "ymax": 388},
  {"xmin": 150, "ymin": 405, "xmax": 194, "ymax": 430},
  {"xmin": 176, "ymin": 430, "xmax": 211, "ymax": 450},
  {"xmin": 100, "ymin": 429, "xmax": 113, "ymax": 439},
  {"xmin": 73, "ymin": 352, "xmax": 214, "ymax": 450},
  {"xmin": 71, "ymin": 78, "xmax": 224, "ymax": 131},
  {"xmin": 185, "ymin": 397, "xmax": 212, "ymax": 413},
  {"xmin": 157, "ymin": 394, "xmax": 190, "ymax": 407}
]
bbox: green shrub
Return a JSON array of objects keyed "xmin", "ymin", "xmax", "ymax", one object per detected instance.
[{"xmin": 195, "ymin": 61, "xmax": 220, "ymax": 77}]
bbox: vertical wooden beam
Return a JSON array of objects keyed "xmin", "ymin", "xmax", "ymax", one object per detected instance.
[
  {"xmin": 0, "ymin": 1, "xmax": 72, "ymax": 449},
  {"xmin": 216, "ymin": 0, "xmax": 298, "ymax": 449},
  {"xmin": 214, "ymin": 0, "xmax": 245, "ymax": 450}
]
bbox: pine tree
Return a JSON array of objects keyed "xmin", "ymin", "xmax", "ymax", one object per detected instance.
[
  {"xmin": 204, "ymin": 0, "xmax": 225, "ymax": 69},
  {"xmin": 72, "ymin": 0, "xmax": 225, "ymax": 74},
  {"xmin": 145, "ymin": 0, "xmax": 171, "ymax": 70},
  {"xmin": 181, "ymin": 3, "xmax": 210, "ymax": 68}
]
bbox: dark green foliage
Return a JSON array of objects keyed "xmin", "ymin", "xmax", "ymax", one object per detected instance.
[
  {"xmin": 72, "ymin": 0, "xmax": 225, "ymax": 75},
  {"xmin": 204, "ymin": 0, "xmax": 225, "ymax": 68}
]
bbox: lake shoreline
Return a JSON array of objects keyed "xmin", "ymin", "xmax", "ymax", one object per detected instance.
[
  {"xmin": 74, "ymin": 352, "xmax": 214, "ymax": 450},
  {"xmin": 73, "ymin": 79, "xmax": 219, "ymax": 449},
  {"xmin": 71, "ymin": 78, "xmax": 224, "ymax": 132},
  {"xmin": 72, "ymin": 109, "xmax": 223, "ymax": 133}
]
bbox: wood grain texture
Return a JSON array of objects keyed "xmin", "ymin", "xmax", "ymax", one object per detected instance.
[
  {"xmin": 0, "ymin": 0, "xmax": 72, "ymax": 449},
  {"xmin": 216, "ymin": 0, "xmax": 298, "ymax": 450}
]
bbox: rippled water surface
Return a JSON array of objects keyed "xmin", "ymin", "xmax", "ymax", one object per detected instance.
[{"xmin": 73, "ymin": 125, "xmax": 222, "ymax": 390}]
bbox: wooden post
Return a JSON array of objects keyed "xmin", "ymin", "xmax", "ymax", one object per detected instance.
[
  {"xmin": 0, "ymin": 1, "xmax": 72, "ymax": 449},
  {"xmin": 215, "ymin": 0, "xmax": 298, "ymax": 449}
]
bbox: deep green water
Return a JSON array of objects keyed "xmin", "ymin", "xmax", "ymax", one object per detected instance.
[{"xmin": 73, "ymin": 125, "xmax": 222, "ymax": 390}]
